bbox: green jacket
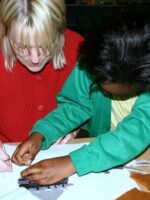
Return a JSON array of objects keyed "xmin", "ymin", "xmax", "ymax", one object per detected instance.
[{"xmin": 30, "ymin": 64, "xmax": 150, "ymax": 176}]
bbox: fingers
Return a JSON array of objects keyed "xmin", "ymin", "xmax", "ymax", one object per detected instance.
[
  {"xmin": 60, "ymin": 134, "xmax": 73, "ymax": 144},
  {"xmin": 53, "ymin": 137, "xmax": 63, "ymax": 145},
  {"xmin": 0, "ymin": 142, "xmax": 10, "ymax": 161},
  {"xmin": 60, "ymin": 129, "xmax": 80, "ymax": 144},
  {"xmin": 27, "ymin": 175, "xmax": 47, "ymax": 185},
  {"xmin": 11, "ymin": 134, "xmax": 43, "ymax": 166},
  {"xmin": 72, "ymin": 129, "xmax": 80, "ymax": 137},
  {"xmin": 22, "ymin": 153, "xmax": 32, "ymax": 165},
  {"xmin": 54, "ymin": 131, "xmax": 79, "ymax": 145},
  {"xmin": 20, "ymin": 156, "xmax": 75, "ymax": 185},
  {"xmin": 34, "ymin": 178, "xmax": 50, "ymax": 186},
  {"xmin": 21, "ymin": 164, "xmax": 56, "ymax": 185},
  {"xmin": 21, "ymin": 164, "xmax": 49, "ymax": 184},
  {"xmin": 0, "ymin": 159, "xmax": 12, "ymax": 172},
  {"xmin": 11, "ymin": 144, "xmax": 36, "ymax": 166},
  {"xmin": 0, "ymin": 142, "xmax": 12, "ymax": 172},
  {"xmin": 0, "ymin": 150, "xmax": 10, "ymax": 161},
  {"xmin": 21, "ymin": 165, "xmax": 41, "ymax": 177},
  {"xmin": 11, "ymin": 145, "xmax": 30, "ymax": 165}
]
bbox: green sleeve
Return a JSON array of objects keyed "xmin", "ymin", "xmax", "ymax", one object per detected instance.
[
  {"xmin": 70, "ymin": 93, "xmax": 150, "ymax": 176},
  {"xmin": 30, "ymin": 64, "xmax": 94, "ymax": 149}
]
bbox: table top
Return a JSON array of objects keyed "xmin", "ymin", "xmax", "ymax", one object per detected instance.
[
  {"xmin": 7, "ymin": 137, "xmax": 94, "ymax": 146},
  {"xmin": 3, "ymin": 140, "xmax": 139, "ymax": 200},
  {"xmin": 3, "ymin": 138, "xmax": 150, "ymax": 199}
]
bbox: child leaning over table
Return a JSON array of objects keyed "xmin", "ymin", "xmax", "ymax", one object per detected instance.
[{"xmin": 12, "ymin": 16, "xmax": 150, "ymax": 185}]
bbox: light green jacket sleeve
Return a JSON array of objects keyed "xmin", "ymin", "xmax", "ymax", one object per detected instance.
[
  {"xmin": 30, "ymin": 64, "xmax": 94, "ymax": 148},
  {"xmin": 70, "ymin": 93, "xmax": 150, "ymax": 176}
]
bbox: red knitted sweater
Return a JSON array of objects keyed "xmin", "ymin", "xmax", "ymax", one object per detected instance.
[{"xmin": 0, "ymin": 29, "xmax": 83, "ymax": 142}]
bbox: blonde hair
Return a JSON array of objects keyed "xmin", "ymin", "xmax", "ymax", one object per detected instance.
[{"xmin": 0, "ymin": 0, "xmax": 67, "ymax": 70}]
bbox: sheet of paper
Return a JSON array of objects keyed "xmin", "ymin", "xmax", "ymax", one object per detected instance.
[
  {"xmin": 0, "ymin": 143, "xmax": 138, "ymax": 200},
  {"xmin": 61, "ymin": 169, "xmax": 138, "ymax": 200},
  {"xmin": 0, "ymin": 188, "xmax": 39, "ymax": 200},
  {"xmin": 126, "ymin": 148, "xmax": 150, "ymax": 173},
  {"xmin": 0, "ymin": 143, "xmax": 87, "ymax": 199}
]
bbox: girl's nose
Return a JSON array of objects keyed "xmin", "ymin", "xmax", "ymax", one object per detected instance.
[{"xmin": 29, "ymin": 48, "xmax": 39, "ymax": 64}]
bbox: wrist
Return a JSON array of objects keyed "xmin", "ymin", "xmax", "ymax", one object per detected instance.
[
  {"xmin": 67, "ymin": 156, "xmax": 76, "ymax": 175},
  {"xmin": 30, "ymin": 132, "xmax": 45, "ymax": 143}
]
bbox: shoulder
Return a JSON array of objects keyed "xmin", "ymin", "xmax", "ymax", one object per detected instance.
[
  {"xmin": 64, "ymin": 28, "xmax": 84, "ymax": 44},
  {"xmin": 0, "ymin": 50, "xmax": 4, "ymax": 62},
  {"xmin": 137, "ymin": 92, "xmax": 150, "ymax": 100},
  {"xmin": 0, "ymin": 50, "xmax": 5, "ymax": 71},
  {"xmin": 63, "ymin": 29, "xmax": 84, "ymax": 62},
  {"xmin": 133, "ymin": 93, "xmax": 150, "ymax": 110}
]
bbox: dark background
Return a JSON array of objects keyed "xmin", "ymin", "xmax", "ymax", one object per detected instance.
[{"xmin": 66, "ymin": 1, "xmax": 150, "ymax": 36}]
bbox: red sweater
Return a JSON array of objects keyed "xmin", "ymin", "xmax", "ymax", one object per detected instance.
[{"xmin": 0, "ymin": 29, "xmax": 83, "ymax": 142}]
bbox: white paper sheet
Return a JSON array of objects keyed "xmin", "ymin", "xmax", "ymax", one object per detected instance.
[
  {"xmin": 0, "ymin": 188, "xmax": 39, "ymax": 200},
  {"xmin": 61, "ymin": 169, "xmax": 138, "ymax": 200},
  {"xmin": 0, "ymin": 143, "xmax": 138, "ymax": 200}
]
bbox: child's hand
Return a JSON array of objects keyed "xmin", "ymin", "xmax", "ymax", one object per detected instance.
[
  {"xmin": 21, "ymin": 156, "xmax": 76, "ymax": 185},
  {"xmin": 11, "ymin": 133, "xmax": 44, "ymax": 166},
  {"xmin": 0, "ymin": 141, "xmax": 12, "ymax": 172}
]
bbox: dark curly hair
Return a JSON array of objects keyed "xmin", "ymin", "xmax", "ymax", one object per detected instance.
[{"xmin": 78, "ymin": 11, "xmax": 150, "ymax": 92}]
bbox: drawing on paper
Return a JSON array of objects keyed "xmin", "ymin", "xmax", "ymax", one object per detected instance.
[{"xmin": 18, "ymin": 177, "xmax": 73, "ymax": 200}]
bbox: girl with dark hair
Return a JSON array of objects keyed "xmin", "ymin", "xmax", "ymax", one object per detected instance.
[{"xmin": 12, "ymin": 17, "xmax": 150, "ymax": 185}]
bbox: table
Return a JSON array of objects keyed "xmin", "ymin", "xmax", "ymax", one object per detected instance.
[
  {"xmin": 5, "ymin": 138, "xmax": 150, "ymax": 199},
  {"xmin": 4, "ymin": 141, "xmax": 138, "ymax": 200}
]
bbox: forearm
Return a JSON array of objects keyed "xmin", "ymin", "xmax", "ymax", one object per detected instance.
[
  {"xmin": 30, "ymin": 103, "xmax": 93, "ymax": 149},
  {"xmin": 30, "ymin": 65, "xmax": 94, "ymax": 149},
  {"xmin": 70, "ymin": 126, "xmax": 150, "ymax": 176},
  {"xmin": 70, "ymin": 94, "xmax": 150, "ymax": 175}
]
